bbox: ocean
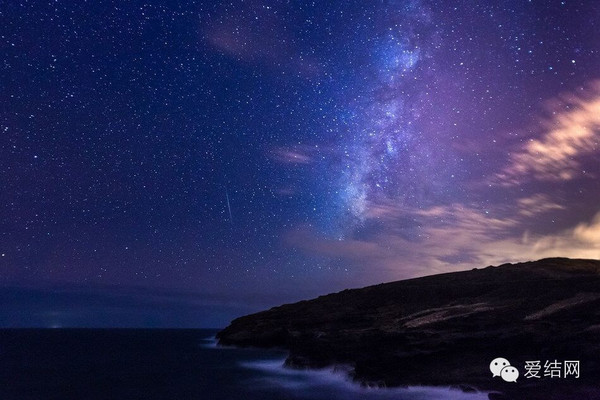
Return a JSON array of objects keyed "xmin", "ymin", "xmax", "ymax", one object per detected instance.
[{"xmin": 0, "ymin": 329, "xmax": 488, "ymax": 400}]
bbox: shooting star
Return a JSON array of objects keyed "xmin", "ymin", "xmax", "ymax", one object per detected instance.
[{"xmin": 225, "ymin": 188, "xmax": 233, "ymax": 225}]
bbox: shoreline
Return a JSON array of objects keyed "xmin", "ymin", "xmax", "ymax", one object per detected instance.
[
  {"xmin": 238, "ymin": 353, "xmax": 491, "ymax": 399},
  {"xmin": 217, "ymin": 258, "xmax": 600, "ymax": 399}
]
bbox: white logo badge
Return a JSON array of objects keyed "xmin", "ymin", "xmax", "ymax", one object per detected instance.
[{"xmin": 490, "ymin": 357, "xmax": 519, "ymax": 382}]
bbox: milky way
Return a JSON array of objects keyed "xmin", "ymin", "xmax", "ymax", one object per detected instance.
[
  {"xmin": 338, "ymin": 0, "xmax": 441, "ymax": 225},
  {"xmin": 2, "ymin": 0, "xmax": 600, "ymax": 326}
]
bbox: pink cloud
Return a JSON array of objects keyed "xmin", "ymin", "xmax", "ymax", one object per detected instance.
[{"xmin": 495, "ymin": 80, "xmax": 600, "ymax": 186}]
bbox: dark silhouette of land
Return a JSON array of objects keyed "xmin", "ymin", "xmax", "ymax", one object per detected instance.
[{"xmin": 218, "ymin": 258, "xmax": 600, "ymax": 399}]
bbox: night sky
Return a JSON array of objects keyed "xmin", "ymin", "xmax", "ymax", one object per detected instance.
[{"xmin": 2, "ymin": 0, "xmax": 600, "ymax": 327}]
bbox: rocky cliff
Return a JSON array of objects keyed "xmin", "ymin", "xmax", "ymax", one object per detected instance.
[{"xmin": 217, "ymin": 258, "xmax": 600, "ymax": 399}]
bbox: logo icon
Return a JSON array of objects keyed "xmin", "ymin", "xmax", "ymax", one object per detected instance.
[{"xmin": 490, "ymin": 357, "xmax": 519, "ymax": 382}]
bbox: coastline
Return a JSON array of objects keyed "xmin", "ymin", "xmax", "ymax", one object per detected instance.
[{"xmin": 217, "ymin": 258, "xmax": 600, "ymax": 399}]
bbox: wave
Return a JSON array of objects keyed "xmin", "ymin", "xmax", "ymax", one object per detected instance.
[
  {"xmin": 198, "ymin": 334, "xmax": 219, "ymax": 348},
  {"xmin": 240, "ymin": 358, "xmax": 490, "ymax": 400}
]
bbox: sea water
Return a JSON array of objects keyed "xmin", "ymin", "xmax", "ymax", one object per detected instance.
[{"xmin": 0, "ymin": 329, "xmax": 488, "ymax": 400}]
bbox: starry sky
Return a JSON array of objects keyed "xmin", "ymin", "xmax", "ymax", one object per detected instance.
[{"xmin": 2, "ymin": 0, "xmax": 600, "ymax": 327}]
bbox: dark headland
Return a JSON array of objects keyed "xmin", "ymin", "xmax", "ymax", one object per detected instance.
[{"xmin": 218, "ymin": 258, "xmax": 600, "ymax": 399}]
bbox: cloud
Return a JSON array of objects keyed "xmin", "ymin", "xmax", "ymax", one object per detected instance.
[
  {"xmin": 270, "ymin": 147, "xmax": 314, "ymax": 165},
  {"xmin": 516, "ymin": 194, "xmax": 565, "ymax": 217},
  {"xmin": 285, "ymin": 203, "xmax": 520, "ymax": 281},
  {"xmin": 573, "ymin": 213, "xmax": 600, "ymax": 244},
  {"xmin": 506, "ymin": 212, "xmax": 600, "ymax": 261},
  {"xmin": 495, "ymin": 80, "xmax": 600, "ymax": 186},
  {"xmin": 202, "ymin": 2, "xmax": 319, "ymax": 77},
  {"xmin": 428, "ymin": 207, "xmax": 600, "ymax": 269},
  {"xmin": 285, "ymin": 196, "xmax": 600, "ymax": 284},
  {"xmin": 367, "ymin": 199, "xmax": 518, "ymax": 232}
]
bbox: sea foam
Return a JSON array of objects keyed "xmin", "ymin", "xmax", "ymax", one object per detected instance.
[{"xmin": 240, "ymin": 358, "xmax": 489, "ymax": 400}]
